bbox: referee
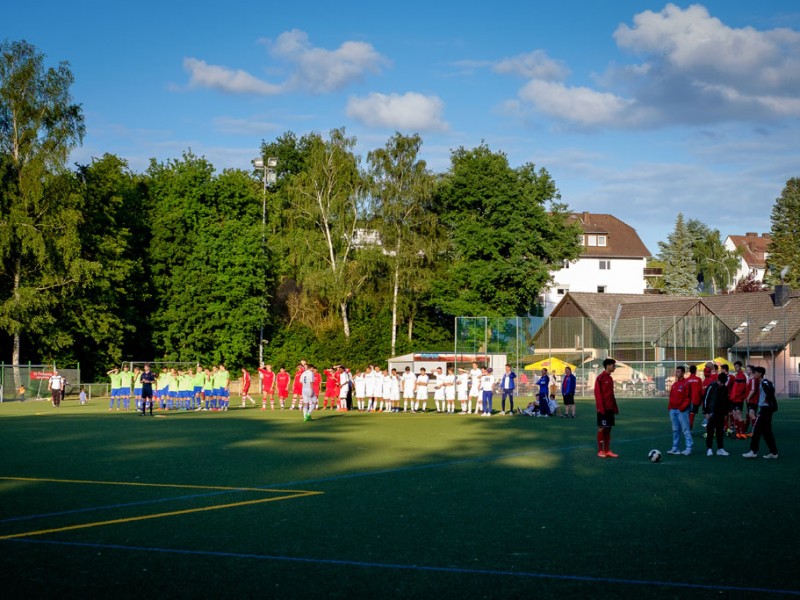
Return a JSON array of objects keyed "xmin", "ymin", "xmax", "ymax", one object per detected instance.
[{"xmin": 140, "ymin": 363, "xmax": 156, "ymax": 416}]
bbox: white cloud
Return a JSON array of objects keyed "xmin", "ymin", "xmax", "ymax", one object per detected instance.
[
  {"xmin": 271, "ymin": 29, "xmax": 389, "ymax": 94},
  {"xmin": 493, "ymin": 50, "xmax": 569, "ymax": 81},
  {"xmin": 502, "ymin": 4, "xmax": 800, "ymax": 130},
  {"xmin": 183, "ymin": 58, "xmax": 284, "ymax": 95},
  {"xmin": 518, "ymin": 80, "xmax": 653, "ymax": 128},
  {"xmin": 183, "ymin": 29, "xmax": 388, "ymax": 96},
  {"xmin": 346, "ymin": 92, "xmax": 448, "ymax": 132}
]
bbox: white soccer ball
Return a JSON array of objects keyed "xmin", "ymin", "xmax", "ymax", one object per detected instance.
[{"xmin": 648, "ymin": 449, "xmax": 662, "ymax": 463}]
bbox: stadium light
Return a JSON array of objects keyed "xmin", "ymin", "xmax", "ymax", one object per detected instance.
[{"xmin": 252, "ymin": 156, "xmax": 278, "ymax": 365}]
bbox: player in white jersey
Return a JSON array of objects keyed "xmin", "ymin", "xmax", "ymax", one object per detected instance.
[
  {"xmin": 468, "ymin": 362, "xmax": 483, "ymax": 414},
  {"xmin": 456, "ymin": 369, "xmax": 470, "ymax": 414},
  {"xmin": 444, "ymin": 367, "xmax": 456, "ymax": 413},
  {"xmin": 338, "ymin": 366, "xmax": 351, "ymax": 411},
  {"xmin": 480, "ymin": 368, "xmax": 495, "ymax": 416},
  {"xmin": 354, "ymin": 370, "xmax": 366, "ymax": 412},
  {"xmin": 433, "ymin": 367, "xmax": 446, "ymax": 413},
  {"xmin": 415, "ymin": 368, "xmax": 429, "ymax": 413},
  {"xmin": 372, "ymin": 366, "xmax": 384, "ymax": 412},
  {"xmin": 402, "ymin": 366, "xmax": 416, "ymax": 412},
  {"xmin": 387, "ymin": 368, "xmax": 401, "ymax": 412},
  {"xmin": 364, "ymin": 366, "xmax": 376, "ymax": 411},
  {"xmin": 379, "ymin": 369, "xmax": 391, "ymax": 412}
]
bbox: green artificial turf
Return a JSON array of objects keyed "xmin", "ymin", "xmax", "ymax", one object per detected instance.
[{"xmin": 1, "ymin": 396, "xmax": 797, "ymax": 599}]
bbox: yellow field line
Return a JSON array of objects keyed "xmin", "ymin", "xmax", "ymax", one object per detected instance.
[
  {"xmin": 0, "ymin": 476, "xmax": 308, "ymax": 494},
  {"xmin": 0, "ymin": 490, "xmax": 323, "ymax": 540}
]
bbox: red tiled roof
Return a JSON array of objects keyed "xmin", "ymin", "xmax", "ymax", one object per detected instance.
[
  {"xmin": 727, "ymin": 233, "xmax": 770, "ymax": 268},
  {"xmin": 567, "ymin": 212, "xmax": 651, "ymax": 259}
]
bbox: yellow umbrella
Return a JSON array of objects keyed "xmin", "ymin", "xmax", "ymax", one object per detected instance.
[
  {"xmin": 524, "ymin": 357, "xmax": 576, "ymax": 372},
  {"xmin": 695, "ymin": 357, "xmax": 735, "ymax": 369}
]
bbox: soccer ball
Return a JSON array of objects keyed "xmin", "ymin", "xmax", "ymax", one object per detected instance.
[{"xmin": 648, "ymin": 449, "xmax": 662, "ymax": 463}]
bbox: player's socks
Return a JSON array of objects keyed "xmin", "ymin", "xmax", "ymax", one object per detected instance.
[
  {"xmin": 597, "ymin": 430, "xmax": 606, "ymax": 453},
  {"xmin": 603, "ymin": 429, "xmax": 612, "ymax": 454},
  {"xmin": 689, "ymin": 412, "xmax": 695, "ymax": 429}
]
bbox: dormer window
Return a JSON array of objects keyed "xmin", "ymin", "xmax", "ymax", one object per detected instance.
[
  {"xmin": 586, "ymin": 235, "xmax": 597, "ymax": 247},
  {"xmin": 597, "ymin": 235, "xmax": 607, "ymax": 247}
]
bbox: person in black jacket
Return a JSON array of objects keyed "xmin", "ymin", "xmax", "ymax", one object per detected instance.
[{"xmin": 703, "ymin": 372, "xmax": 730, "ymax": 456}]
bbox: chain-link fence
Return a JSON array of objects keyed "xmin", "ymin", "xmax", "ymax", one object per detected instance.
[
  {"xmin": 0, "ymin": 364, "xmax": 82, "ymax": 403},
  {"xmin": 456, "ymin": 316, "xmax": 799, "ymax": 397}
]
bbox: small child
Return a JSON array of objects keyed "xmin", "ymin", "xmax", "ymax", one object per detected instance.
[{"xmin": 79, "ymin": 386, "xmax": 87, "ymax": 405}]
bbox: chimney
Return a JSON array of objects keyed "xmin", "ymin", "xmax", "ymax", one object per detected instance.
[
  {"xmin": 745, "ymin": 232, "xmax": 757, "ymax": 237},
  {"xmin": 773, "ymin": 284, "xmax": 790, "ymax": 307},
  {"xmin": 762, "ymin": 233, "xmax": 772, "ymax": 239},
  {"xmin": 582, "ymin": 211, "xmax": 590, "ymax": 224}
]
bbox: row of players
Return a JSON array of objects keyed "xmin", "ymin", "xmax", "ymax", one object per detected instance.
[
  {"xmin": 249, "ymin": 362, "xmax": 520, "ymax": 417},
  {"xmin": 106, "ymin": 364, "xmax": 232, "ymax": 411}
]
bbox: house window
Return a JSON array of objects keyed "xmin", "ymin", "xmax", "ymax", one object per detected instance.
[
  {"xmin": 556, "ymin": 287, "xmax": 569, "ymax": 295},
  {"xmin": 586, "ymin": 235, "xmax": 597, "ymax": 247},
  {"xmin": 599, "ymin": 260, "xmax": 611, "ymax": 270},
  {"xmin": 597, "ymin": 285, "xmax": 607, "ymax": 293},
  {"xmin": 562, "ymin": 259, "xmax": 570, "ymax": 269},
  {"xmin": 597, "ymin": 235, "xmax": 607, "ymax": 247}
]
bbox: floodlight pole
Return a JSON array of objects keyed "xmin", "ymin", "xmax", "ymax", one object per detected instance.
[{"xmin": 252, "ymin": 156, "xmax": 278, "ymax": 366}]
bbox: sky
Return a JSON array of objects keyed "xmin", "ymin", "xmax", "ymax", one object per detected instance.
[{"xmin": 4, "ymin": 1, "xmax": 799, "ymax": 253}]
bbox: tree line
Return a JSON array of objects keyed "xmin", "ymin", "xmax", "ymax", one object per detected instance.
[{"xmin": 0, "ymin": 40, "xmax": 582, "ymax": 381}]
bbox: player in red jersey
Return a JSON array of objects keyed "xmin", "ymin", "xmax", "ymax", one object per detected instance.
[
  {"xmin": 686, "ymin": 365, "xmax": 703, "ymax": 418},
  {"xmin": 311, "ymin": 366, "xmax": 321, "ymax": 403},
  {"xmin": 594, "ymin": 358, "xmax": 619, "ymax": 458},
  {"xmin": 694, "ymin": 362, "xmax": 717, "ymax": 429},
  {"xmin": 275, "ymin": 367, "xmax": 290, "ymax": 409},
  {"xmin": 240, "ymin": 367, "xmax": 255, "ymax": 407},
  {"xmin": 729, "ymin": 361, "xmax": 748, "ymax": 438},
  {"xmin": 290, "ymin": 364, "xmax": 305, "ymax": 410},
  {"xmin": 744, "ymin": 365, "xmax": 758, "ymax": 436},
  {"xmin": 258, "ymin": 363, "xmax": 277, "ymax": 410},
  {"xmin": 322, "ymin": 367, "xmax": 338, "ymax": 410}
]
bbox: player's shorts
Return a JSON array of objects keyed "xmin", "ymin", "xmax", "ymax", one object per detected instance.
[
  {"xmin": 469, "ymin": 387, "xmax": 480, "ymax": 398},
  {"xmin": 141, "ymin": 385, "xmax": 154, "ymax": 399},
  {"xmin": 747, "ymin": 403, "xmax": 758, "ymax": 413},
  {"xmin": 445, "ymin": 390, "xmax": 456, "ymax": 401},
  {"xmin": 169, "ymin": 390, "xmax": 179, "ymax": 399},
  {"xmin": 562, "ymin": 393, "xmax": 575, "ymax": 406},
  {"xmin": 416, "ymin": 393, "xmax": 428, "ymax": 401},
  {"xmin": 597, "ymin": 410, "xmax": 616, "ymax": 428},
  {"xmin": 730, "ymin": 401, "xmax": 744, "ymax": 412},
  {"xmin": 278, "ymin": 389, "xmax": 289, "ymax": 399},
  {"xmin": 220, "ymin": 389, "xmax": 229, "ymax": 398},
  {"xmin": 434, "ymin": 390, "xmax": 445, "ymax": 401},
  {"xmin": 242, "ymin": 384, "xmax": 250, "ymax": 395},
  {"xmin": 134, "ymin": 387, "xmax": 142, "ymax": 397},
  {"xmin": 194, "ymin": 386, "xmax": 202, "ymax": 395},
  {"xmin": 690, "ymin": 402, "xmax": 701, "ymax": 414},
  {"xmin": 292, "ymin": 383, "xmax": 303, "ymax": 395}
]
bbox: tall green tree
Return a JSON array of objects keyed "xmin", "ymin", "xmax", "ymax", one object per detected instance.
[
  {"xmin": 287, "ymin": 128, "xmax": 366, "ymax": 339},
  {"xmin": 147, "ymin": 153, "xmax": 271, "ymax": 367},
  {"xmin": 658, "ymin": 213, "xmax": 698, "ymax": 296},
  {"xmin": 0, "ymin": 40, "xmax": 95, "ymax": 378},
  {"xmin": 51, "ymin": 154, "xmax": 150, "ymax": 380},
  {"xmin": 432, "ymin": 144, "xmax": 581, "ymax": 316},
  {"xmin": 367, "ymin": 132, "xmax": 439, "ymax": 355},
  {"xmin": 685, "ymin": 219, "xmax": 740, "ymax": 293},
  {"xmin": 766, "ymin": 178, "xmax": 800, "ymax": 288}
]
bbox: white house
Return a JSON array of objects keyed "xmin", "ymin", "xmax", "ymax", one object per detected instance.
[
  {"xmin": 724, "ymin": 232, "xmax": 770, "ymax": 285},
  {"xmin": 543, "ymin": 212, "xmax": 651, "ymax": 316}
]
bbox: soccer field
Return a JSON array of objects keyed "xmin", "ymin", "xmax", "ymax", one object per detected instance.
[{"xmin": 1, "ymin": 397, "xmax": 798, "ymax": 599}]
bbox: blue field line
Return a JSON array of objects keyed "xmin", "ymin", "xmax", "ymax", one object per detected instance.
[
  {"xmin": 0, "ymin": 434, "xmax": 661, "ymax": 525},
  {"xmin": 6, "ymin": 537, "xmax": 799, "ymax": 596}
]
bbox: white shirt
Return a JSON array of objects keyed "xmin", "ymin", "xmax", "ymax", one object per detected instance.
[
  {"xmin": 402, "ymin": 372, "xmax": 416, "ymax": 396},
  {"xmin": 354, "ymin": 374, "xmax": 366, "ymax": 397},
  {"xmin": 444, "ymin": 374, "xmax": 456, "ymax": 399},
  {"xmin": 480, "ymin": 374, "xmax": 494, "ymax": 392},
  {"xmin": 416, "ymin": 374, "xmax": 429, "ymax": 399},
  {"xmin": 469, "ymin": 368, "xmax": 482, "ymax": 393},
  {"xmin": 49, "ymin": 374, "xmax": 64, "ymax": 390}
]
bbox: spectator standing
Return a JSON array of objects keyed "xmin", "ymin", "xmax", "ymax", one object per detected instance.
[
  {"xmin": 536, "ymin": 368, "xmax": 551, "ymax": 416},
  {"xmin": 561, "ymin": 367, "xmax": 576, "ymax": 418},
  {"xmin": 742, "ymin": 367, "xmax": 779, "ymax": 459},
  {"xmin": 499, "ymin": 365, "xmax": 516, "ymax": 415},
  {"xmin": 703, "ymin": 372, "xmax": 729, "ymax": 456},
  {"xmin": 48, "ymin": 369, "xmax": 65, "ymax": 407},
  {"xmin": 667, "ymin": 366, "xmax": 693, "ymax": 456}
]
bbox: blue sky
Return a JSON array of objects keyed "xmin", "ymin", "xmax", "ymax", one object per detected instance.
[{"xmin": 5, "ymin": 1, "xmax": 799, "ymax": 253}]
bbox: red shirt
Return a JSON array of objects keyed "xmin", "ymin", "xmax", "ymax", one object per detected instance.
[
  {"xmin": 312, "ymin": 372, "xmax": 321, "ymax": 397},
  {"xmin": 594, "ymin": 371, "xmax": 618, "ymax": 414},
  {"xmin": 745, "ymin": 377, "xmax": 758, "ymax": 404},
  {"xmin": 730, "ymin": 370, "xmax": 747, "ymax": 402},
  {"xmin": 258, "ymin": 368, "xmax": 275, "ymax": 392},
  {"xmin": 686, "ymin": 374, "xmax": 703, "ymax": 406},
  {"xmin": 241, "ymin": 370, "xmax": 251, "ymax": 394},
  {"xmin": 324, "ymin": 368, "xmax": 338, "ymax": 398},
  {"xmin": 668, "ymin": 377, "xmax": 690, "ymax": 411},
  {"xmin": 702, "ymin": 369, "xmax": 717, "ymax": 393},
  {"xmin": 292, "ymin": 370, "xmax": 304, "ymax": 394},
  {"xmin": 276, "ymin": 372, "xmax": 291, "ymax": 395}
]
